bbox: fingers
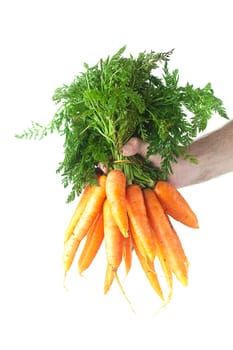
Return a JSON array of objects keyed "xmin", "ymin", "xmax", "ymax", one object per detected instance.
[
  {"xmin": 122, "ymin": 137, "xmax": 149, "ymax": 157},
  {"xmin": 99, "ymin": 138, "xmax": 149, "ymax": 173},
  {"xmin": 98, "ymin": 163, "xmax": 108, "ymax": 174}
]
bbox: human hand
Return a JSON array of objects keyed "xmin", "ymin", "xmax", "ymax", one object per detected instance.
[
  {"xmin": 98, "ymin": 137, "xmax": 161, "ymax": 173},
  {"xmin": 98, "ymin": 137, "xmax": 148, "ymax": 173},
  {"xmin": 121, "ymin": 137, "xmax": 149, "ymax": 157}
]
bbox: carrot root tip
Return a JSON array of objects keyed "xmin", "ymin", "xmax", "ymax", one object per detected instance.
[{"xmin": 113, "ymin": 270, "xmax": 136, "ymax": 313}]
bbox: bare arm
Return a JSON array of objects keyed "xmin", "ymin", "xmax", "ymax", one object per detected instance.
[{"xmin": 122, "ymin": 120, "xmax": 233, "ymax": 188}]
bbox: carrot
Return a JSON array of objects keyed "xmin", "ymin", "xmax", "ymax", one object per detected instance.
[
  {"xmin": 63, "ymin": 180, "xmax": 106, "ymax": 276},
  {"xmin": 64, "ymin": 185, "xmax": 93, "ymax": 243},
  {"xmin": 73, "ymin": 181, "xmax": 106, "ymax": 241},
  {"xmin": 154, "ymin": 181, "xmax": 199, "ymax": 228},
  {"xmin": 134, "ymin": 246, "xmax": 164, "ymax": 301},
  {"xmin": 63, "ymin": 235, "xmax": 82, "ymax": 276},
  {"xmin": 63, "ymin": 175, "xmax": 106, "ymax": 244},
  {"xmin": 122, "ymin": 233, "xmax": 133, "ymax": 276},
  {"xmin": 105, "ymin": 169, "xmax": 129, "ymax": 238},
  {"xmin": 153, "ymin": 233, "xmax": 173, "ymax": 302},
  {"xmin": 130, "ymin": 222, "xmax": 164, "ymax": 301},
  {"xmin": 78, "ymin": 211, "xmax": 104, "ymax": 275},
  {"xmin": 126, "ymin": 184, "xmax": 156, "ymax": 262},
  {"xmin": 143, "ymin": 188, "xmax": 189, "ymax": 286},
  {"xmin": 168, "ymin": 217, "xmax": 190, "ymax": 279},
  {"xmin": 103, "ymin": 263, "xmax": 114, "ymax": 294},
  {"xmin": 97, "ymin": 174, "xmax": 107, "ymax": 188},
  {"xmin": 103, "ymin": 199, "xmax": 134, "ymax": 310},
  {"xmin": 103, "ymin": 199, "xmax": 123, "ymax": 270}
]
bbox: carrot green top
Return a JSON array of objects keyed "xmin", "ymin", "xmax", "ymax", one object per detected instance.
[{"xmin": 16, "ymin": 46, "xmax": 228, "ymax": 202}]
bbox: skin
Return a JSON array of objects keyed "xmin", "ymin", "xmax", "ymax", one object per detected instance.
[{"xmin": 122, "ymin": 120, "xmax": 233, "ymax": 188}]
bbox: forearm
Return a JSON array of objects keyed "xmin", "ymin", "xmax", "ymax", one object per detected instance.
[
  {"xmin": 169, "ymin": 120, "xmax": 233, "ymax": 188},
  {"xmin": 122, "ymin": 120, "xmax": 233, "ymax": 188}
]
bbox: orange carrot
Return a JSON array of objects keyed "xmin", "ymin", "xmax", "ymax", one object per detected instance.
[
  {"xmin": 105, "ymin": 169, "xmax": 129, "ymax": 238},
  {"xmin": 103, "ymin": 263, "xmax": 115, "ymax": 294},
  {"xmin": 103, "ymin": 199, "xmax": 123, "ymax": 270},
  {"xmin": 97, "ymin": 174, "xmax": 107, "ymax": 188},
  {"xmin": 168, "ymin": 217, "xmax": 190, "ymax": 278},
  {"xmin": 64, "ymin": 185, "xmax": 93, "ymax": 243},
  {"xmin": 154, "ymin": 181, "xmax": 199, "ymax": 228},
  {"xmin": 103, "ymin": 199, "xmax": 134, "ymax": 309},
  {"xmin": 143, "ymin": 188, "xmax": 189, "ymax": 286},
  {"xmin": 153, "ymin": 232, "xmax": 173, "ymax": 302},
  {"xmin": 134, "ymin": 247, "xmax": 164, "ymax": 301},
  {"xmin": 122, "ymin": 232, "xmax": 133, "ymax": 276},
  {"xmin": 63, "ymin": 236, "xmax": 82, "ymax": 276},
  {"xmin": 130, "ymin": 222, "xmax": 164, "ymax": 301},
  {"xmin": 63, "ymin": 180, "xmax": 106, "ymax": 276},
  {"xmin": 78, "ymin": 211, "xmax": 104, "ymax": 275},
  {"xmin": 73, "ymin": 181, "xmax": 106, "ymax": 242},
  {"xmin": 126, "ymin": 184, "xmax": 156, "ymax": 262}
]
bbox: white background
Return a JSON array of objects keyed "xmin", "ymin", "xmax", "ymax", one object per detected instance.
[{"xmin": 1, "ymin": 1, "xmax": 233, "ymax": 349}]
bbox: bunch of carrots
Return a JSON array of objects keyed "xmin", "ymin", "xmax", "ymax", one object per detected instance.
[
  {"xmin": 63, "ymin": 169, "xmax": 198, "ymax": 305},
  {"xmin": 16, "ymin": 46, "xmax": 226, "ymax": 309}
]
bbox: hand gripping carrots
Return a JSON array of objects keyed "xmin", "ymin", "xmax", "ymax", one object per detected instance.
[{"xmin": 62, "ymin": 169, "xmax": 199, "ymax": 308}]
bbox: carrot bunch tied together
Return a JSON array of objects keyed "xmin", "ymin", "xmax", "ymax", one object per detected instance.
[
  {"xmin": 16, "ymin": 46, "xmax": 227, "ymax": 309},
  {"xmin": 63, "ymin": 169, "xmax": 199, "ymax": 306}
]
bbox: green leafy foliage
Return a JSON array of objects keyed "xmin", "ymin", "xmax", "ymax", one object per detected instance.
[{"xmin": 16, "ymin": 46, "xmax": 228, "ymax": 202}]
